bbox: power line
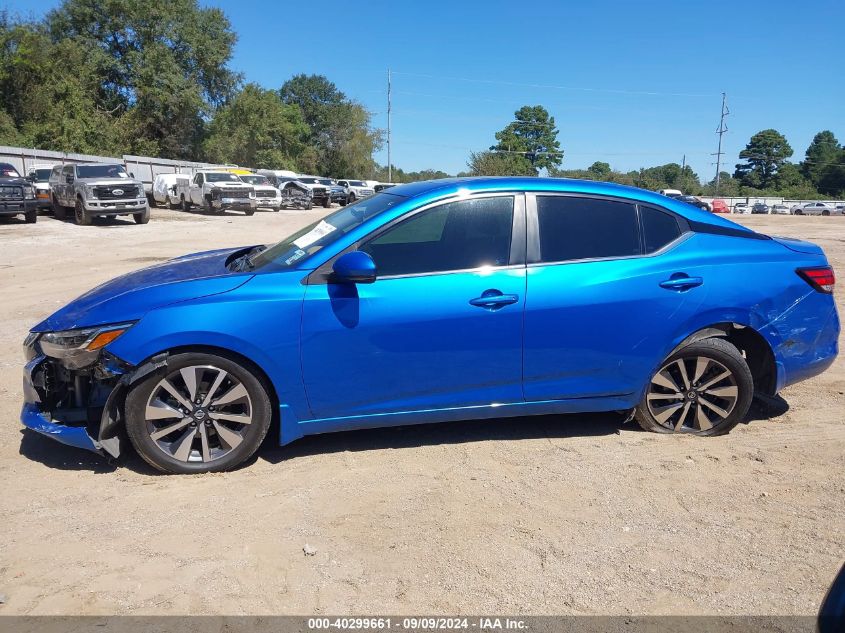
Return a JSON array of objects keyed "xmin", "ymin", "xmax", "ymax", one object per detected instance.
[
  {"xmin": 391, "ymin": 70, "xmax": 715, "ymax": 98},
  {"xmin": 713, "ymin": 93, "xmax": 729, "ymax": 194}
]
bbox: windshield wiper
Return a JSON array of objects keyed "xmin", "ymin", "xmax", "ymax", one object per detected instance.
[{"xmin": 241, "ymin": 245, "xmax": 267, "ymax": 270}]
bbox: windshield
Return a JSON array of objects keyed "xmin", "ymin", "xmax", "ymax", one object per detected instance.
[
  {"xmin": 76, "ymin": 164, "xmax": 128, "ymax": 179},
  {"xmin": 0, "ymin": 164, "xmax": 21, "ymax": 177},
  {"xmin": 206, "ymin": 172, "xmax": 241, "ymax": 183},
  {"xmin": 248, "ymin": 193, "xmax": 403, "ymax": 270},
  {"xmin": 241, "ymin": 175, "xmax": 270, "ymax": 185},
  {"xmin": 319, "ymin": 179, "xmax": 333, "ymax": 185},
  {"xmin": 32, "ymin": 169, "xmax": 51, "ymax": 182},
  {"xmin": 298, "ymin": 177, "xmax": 319, "ymax": 184},
  {"xmin": 349, "ymin": 180, "xmax": 367, "ymax": 187}
]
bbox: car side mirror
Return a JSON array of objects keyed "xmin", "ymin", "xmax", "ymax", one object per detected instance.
[
  {"xmin": 129, "ymin": 172, "xmax": 135, "ymax": 178},
  {"xmin": 331, "ymin": 251, "xmax": 377, "ymax": 284},
  {"xmin": 65, "ymin": 175, "xmax": 74, "ymax": 184}
]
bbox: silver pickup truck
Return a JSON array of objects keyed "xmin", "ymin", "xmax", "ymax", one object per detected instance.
[{"xmin": 49, "ymin": 163, "xmax": 149, "ymax": 225}]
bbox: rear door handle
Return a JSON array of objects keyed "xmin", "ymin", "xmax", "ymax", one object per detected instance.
[
  {"xmin": 469, "ymin": 290, "xmax": 519, "ymax": 309},
  {"xmin": 660, "ymin": 276, "xmax": 703, "ymax": 290}
]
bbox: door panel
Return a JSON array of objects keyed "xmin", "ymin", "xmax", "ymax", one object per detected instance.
[
  {"xmin": 523, "ymin": 247, "xmax": 705, "ymax": 401},
  {"xmin": 301, "ymin": 268, "xmax": 526, "ymax": 419}
]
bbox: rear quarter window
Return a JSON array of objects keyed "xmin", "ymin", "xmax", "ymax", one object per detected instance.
[{"xmin": 641, "ymin": 206, "xmax": 682, "ymax": 253}]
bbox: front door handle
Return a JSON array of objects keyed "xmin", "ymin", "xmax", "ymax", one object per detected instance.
[
  {"xmin": 469, "ymin": 290, "xmax": 519, "ymax": 310},
  {"xmin": 660, "ymin": 276, "xmax": 703, "ymax": 290}
]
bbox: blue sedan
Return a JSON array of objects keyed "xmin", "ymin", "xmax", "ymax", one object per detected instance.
[{"xmin": 21, "ymin": 178, "xmax": 839, "ymax": 473}]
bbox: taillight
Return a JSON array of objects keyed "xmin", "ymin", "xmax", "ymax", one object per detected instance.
[{"xmin": 797, "ymin": 266, "xmax": 835, "ymax": 293}]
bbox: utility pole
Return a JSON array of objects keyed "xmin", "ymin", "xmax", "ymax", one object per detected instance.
[
  {"xmin": 387, "ymin": 68, "xmax": 392, "ymax": 183},
  {"xmin": 713, "ymin": 92, "xmax": 729, "ymax": 195}
]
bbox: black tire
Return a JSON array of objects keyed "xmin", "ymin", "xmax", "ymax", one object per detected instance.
[
  {"xmin": 347, "ymin": 194, "xmax": 355, "ymax": 205},
  {"xmin": 167, "ymin": 197, "xmax": 177, "ymax": 210},
  {"xmin": 635, "ymin": 337, "xmax": 753, "ymax": 436},
  {"xmin": 822, "ymin": 210, "xmax": 830, "ymax": 216},
  {"xmin": 125, "ymin": 352, "xmax": 273, "ymax": 474},
  {"xmin": 74, "ymin": 198, "xmax": 92, "ymax": 226},
  {"xmin": 322, "ymin": 197, "xmax": 331, "ymax": 208},
  {"xmin": 245, "ymin": 207, "xmax": 255, "ymax": 216},
  {"xmin": 133, "ymin": 205, "xmax": 150, "ymax": 224},
  {"xmin": 305, "ymin": 200, "xmax": 313, "ymax": 210},
  {"xmin": 52, "ymin": 195, "xmax": 66, "ymax": 220},
  {"xmin": 24, "ymin": 208, "xmax": 37, "ymax": 223},
  {"xmin": 181, "ymin": 196, "xmax": 191, "ymax": 212}
]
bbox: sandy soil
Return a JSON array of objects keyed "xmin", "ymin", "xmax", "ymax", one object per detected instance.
[{"xmin": 0, "ymin": 207, "xmax": 842, "ymax": 615}]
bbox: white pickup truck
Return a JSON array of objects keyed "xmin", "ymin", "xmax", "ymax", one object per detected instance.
[{"xmin": 181, "ymin": 170, "xmax": 257, "ymax": 215}]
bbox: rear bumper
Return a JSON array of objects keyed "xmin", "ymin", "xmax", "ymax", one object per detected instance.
[{"xmin": 0, "ymin": 199, "xmax": 38, "ymax": 215}]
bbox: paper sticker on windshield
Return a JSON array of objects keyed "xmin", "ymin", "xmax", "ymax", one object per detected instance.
[
  {"xmin": 284, "ymin": 249, "xmax": 307, "ymax": 265},
  {"xmin": 293, "ymin": 220, "xmax": 336, "ymax": 248}
]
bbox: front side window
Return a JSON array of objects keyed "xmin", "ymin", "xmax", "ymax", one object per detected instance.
[
  {"xmin": 360, "ymin": 196, "xmax": 514, "ymax": 277},
  {"xmin": 536, "ymin": 196, "xmax": 639, "ymax": 263}
]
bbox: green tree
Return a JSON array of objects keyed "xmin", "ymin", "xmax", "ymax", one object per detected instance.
[
  {"xmin": 734, "ymin": 129, "xmax": 793, "ymax": 189},
  {"xmin": 467, "ymin": 150, "xmax": 536, "ymax": 176},
  {"xmin": 204, "ymin": 83, "xmax": 308, "ymax": 169},
  {"xmin": 280, "ymin": 74, "xmax": 381, "ymax": 177},
  {"xmin": 490, "ymin": 105, "xmax": 562, "ymax": 174},
  {"xmin": 801, "ymin": 131, "xmax": 845, "ymax": 196},
  {"xmin": 45, "ymin": 0, "xmax": 241, "ymax": 158},
  {"xmin": 587, "ymin": 161, "xmax": 611, "ymax": 178}
]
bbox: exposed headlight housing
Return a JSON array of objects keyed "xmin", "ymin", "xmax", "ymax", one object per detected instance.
[
  {"xmin": 24, "ymin": 186, "xmax": 35, "ymax": 199},
  {"xmin": 39, "ymin": 323, "xmax": 134, "ymax": 369}
]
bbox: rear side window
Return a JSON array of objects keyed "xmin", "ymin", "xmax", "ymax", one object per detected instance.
[
  {"xmin": 641, "ymin": 206, "xmax": 681, "ymax": 253},
  {"xmin": 536, "ymin": 196, "xmax": 639, "ymax": 262}
]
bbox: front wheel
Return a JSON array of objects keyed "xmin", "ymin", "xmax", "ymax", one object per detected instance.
[
  {"xmin": 635, "ymin": 338, "xmax": 753, "ymax": 436},
  {"xmin": 133, "ymin": 205, "xmax": 150, "ymax": 224},
  {"xmin": 322, "ymin": 197, "xmax": 331, "ymax": 208},
  {"xmin": 181, "ymin": 196, "xmax": 191, "ymax": 212},
  {"xmin": 125, "ymin": 352, "xmax": 272, "ymax": 474},
  {"xmin": 52, "ymin": 195, "xmax": 66, "ymax": 220},
  {"xmin": 75, "ymin": 198, "xmax": 92, "ymax": 225},
  {"xmin": 24, "ymin": 208, "xmax": 37, "ymax": 223}
]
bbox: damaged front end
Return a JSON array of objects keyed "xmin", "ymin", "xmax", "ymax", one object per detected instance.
[{"xmin": 21, "ymin": 325, "xmax": 165, "ymax": 459}]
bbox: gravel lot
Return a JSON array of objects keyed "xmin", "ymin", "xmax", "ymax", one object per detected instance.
[{"xmin": 0, "ymin": 207, "xmax": 842, "ymax": 615}]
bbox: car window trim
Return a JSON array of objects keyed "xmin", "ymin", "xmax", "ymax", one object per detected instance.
[{"xmin": 304, "ymin": 192, "xmax": 526, "ymax": 285}]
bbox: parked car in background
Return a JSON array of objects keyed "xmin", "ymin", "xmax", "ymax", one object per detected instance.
[
  {"xmin": 752, "ymin": 202, "xmax": 770, "ymax": 214},
  {"xmin": 734, "ymin": 202, "xmax": 750, "ymax": 214},
  {"xmin": 326, "ymin": 180, "xmax": 348, "ymax": 206},
  {"xmin": 49, "ymin": 163, "xmax": 149, "ymax": 225},
  {"xmin": 337, "ymin": 179, "xmax": 375, "ymax": 204},
  {"xmin": 771, "ymin": 204, "xmax": 791, "ymax": 215},
  {"xmin": 256, "ymin": 169, "xmax": 298, "ymax": 187},
  {"xmin": 184, "ymin": 170, "xmax": 255, "ymax": 215},
  {"xmin": 152, "ymin": 173, "xmax": 189, "ymax": 209},
  {"xmin": 278, "ymin": 179, "xmax": 313, "ymax": 210},
  {"xmin": 26, "ymin": 164, "xmax": 55, "ymax": 212},
  {"xmin": 710, "ymin": 199, "xmax": 730, "ymax": 214},
  {"xmin": 238, "ymin": 174, "xmax": 282, "ymax": 211},
  {"xmin": 20, "ymin": 177, "xmax": 840, "ymax": 473},
  {"xmin": 677, "ymin": 195, "xmax": 710, "ymax": 211},
  {"xmin": 374, "ymin": 183, "xmax": 396, "ymax": 192},
  {"xmin": 0, "ymin": 162, "xmax": 38, "ymax": 223},
  {"xmin": 658, "ymin": 189, "xmax": 683, "ymax": 198},
  {"xmin": 295, "ymin": 176, "xmax": 332, "ymax": 208},
  {"xmin": 792, "ymin": 202, "xmax": 838, "ymax": 216}
]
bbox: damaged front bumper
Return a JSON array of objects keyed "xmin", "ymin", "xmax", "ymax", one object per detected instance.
[{"xmin": 20, "ymin": 351, "xmax": 166, "ymax": 459}]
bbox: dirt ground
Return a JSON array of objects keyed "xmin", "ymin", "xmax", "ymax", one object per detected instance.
[{"xmin": 0, "ymin": 206, "xmax": 842, "ymax": 616}]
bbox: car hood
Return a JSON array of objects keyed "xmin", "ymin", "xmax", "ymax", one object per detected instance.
[
  {"xmin": 1, "ymin": 176, "xmax": 30, "ymax": 186},
  {"xmin": 208, "ymin": 182, "xmax": 251, "ymax": 188},
  {"xmin": 81, "ymin": 178, "xmax": 143, "ymax": 187},
  {"xmin": 32, "ymin": 247, "xmax": 254, "ymax": 333}
]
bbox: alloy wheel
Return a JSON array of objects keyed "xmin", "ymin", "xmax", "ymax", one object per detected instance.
[
  {"xmin": 144, "ymin": 365, "xmax": 253, "ymax": 463},
  {"xmin": 646, "ymin": 356, "xmax": 739, "ymax": 432}
]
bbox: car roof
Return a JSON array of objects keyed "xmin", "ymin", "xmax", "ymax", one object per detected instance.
[{"xmin": 383, "ymin": 177, "xmax": 754, "ymax": 233}]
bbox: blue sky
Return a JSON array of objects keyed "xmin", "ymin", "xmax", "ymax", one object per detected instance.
[{"xmin": 5, "ymin": 0, "xmax": 845, "ymax": 180}]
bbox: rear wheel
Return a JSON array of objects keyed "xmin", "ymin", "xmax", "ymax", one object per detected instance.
[
  {"xmin": 125, "ymin": 352, "xmax": 272, "ymax": 474},
  {"xmin": 74, "ymin": 198, "xmax": 92, "ymax": 225},
  {"xmin": 822, "ymin": 210, "xmax": 830, "ymax": 216},
  {"xmin": 635, "ymin": 338, "xmax": 753, "ymax": 436},
  {"xmin": 181, "ymin": 195, "xmax": 191, "ymax": 212}
]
